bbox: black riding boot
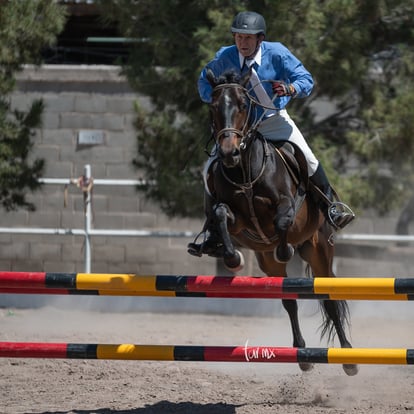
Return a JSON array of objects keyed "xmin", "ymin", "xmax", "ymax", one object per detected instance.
[
  {"xmin": 187, "ymin": 192, "xmax": 224, "ymax": 257},
  {"xmin": 310, "ymin": 164, "xmax": 355, "ymax": 229}
]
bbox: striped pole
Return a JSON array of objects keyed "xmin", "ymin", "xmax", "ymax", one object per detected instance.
[
  {"xmin": 0, "ymin": 272, "xmax": 413, "ymax": 300},
  {"xmin": 0, "ymin": 342, "xmax": 413, "ymax": 365}
]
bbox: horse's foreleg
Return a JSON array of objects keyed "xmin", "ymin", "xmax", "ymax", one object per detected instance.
[
  {"xmin": 214, "ymin": 203, "xmax": 244, "ymax": 272},
  {"xmin": 282, "ymin": 299, "xmax": 313, "ymax": 372},
  {"xmin": 273, "ymin": 196, "xmax": 295, "ymax": 263}
]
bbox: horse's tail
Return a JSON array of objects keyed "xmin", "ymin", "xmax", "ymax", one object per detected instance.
[
  {"xmin": 318, "ymin": 299, "xmax": 351, "ymax": 344},
  {"xmin": 305, "ymin": 264, "xmax": 351, "ymax": 344}
]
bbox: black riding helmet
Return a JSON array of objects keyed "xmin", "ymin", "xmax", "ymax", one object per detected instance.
[{"xmin": 231, "ymin": 11, "xmax": 266, "ymax": 36}]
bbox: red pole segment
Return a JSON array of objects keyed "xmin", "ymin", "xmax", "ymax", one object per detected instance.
[{"xmin": 0, "ymin": 272, "xmax": 47, "ymax": 288}]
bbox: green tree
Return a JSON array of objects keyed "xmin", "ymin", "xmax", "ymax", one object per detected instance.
[
  {"xmin": 99, "ymin": 0, "xmax": 414, "ymax": 218},
  {"xmin": 0, "ymin": 0, "xmax": 66, "ymax": 211}
]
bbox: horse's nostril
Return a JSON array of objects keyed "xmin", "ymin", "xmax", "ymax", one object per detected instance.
[{"xmin": 233, "ymin": 149, "xmax": 240, "ymax": 157}]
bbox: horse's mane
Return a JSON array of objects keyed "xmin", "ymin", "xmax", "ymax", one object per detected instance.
[{"xmin": 216, "ymin": 70, "xmax": 241, "ymax": 85}]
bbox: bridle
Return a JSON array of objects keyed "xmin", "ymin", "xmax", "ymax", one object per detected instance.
[
  {"xmin": 210, "ymin": 83, "xmax": 254, "ymax": 146},
  {"xmin": 210, "ymin": 81, "xmax": 271, "ymax": 183},
  {"xmin": 211, "ymin": 80, "xmax": 278, "ymax": 149}
]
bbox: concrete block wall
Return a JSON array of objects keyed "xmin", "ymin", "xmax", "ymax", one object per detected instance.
[{"xmin": 2, "ymin": 65, "xmax": 215, "ymax": 275}]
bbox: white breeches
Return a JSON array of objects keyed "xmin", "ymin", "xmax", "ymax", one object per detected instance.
[{"xmin": 257, "ymin": 109, "xmax": 319, "ymax": 176}]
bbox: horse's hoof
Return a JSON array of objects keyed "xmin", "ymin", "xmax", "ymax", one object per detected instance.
[
  {"xmin": 299, "ymin": 362, "xmax": 314, "ymax": 372},
  {"xmin": 343, "ymin": 364, "xmax": 359, "ymax": 376},
  {"xmin": 224, "ymin": 249, "xmax": 245, "ymax": 273},
  {"xmin": 274, "ymin": 244, "xmax": 294, "ymax": 263},
  {"xmin": 187, "ymin": 243, "xmax": 203, "ymax": 257}
]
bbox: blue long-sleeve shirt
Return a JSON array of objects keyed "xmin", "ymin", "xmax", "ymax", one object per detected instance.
[{"xmin": 198, "ymin": 41, "xmax": 314, "ymax": 117}]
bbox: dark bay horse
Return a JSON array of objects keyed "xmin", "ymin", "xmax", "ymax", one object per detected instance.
[{"xmin": 200, "ymin": 68, "xmax": 358, "ymax": 376}]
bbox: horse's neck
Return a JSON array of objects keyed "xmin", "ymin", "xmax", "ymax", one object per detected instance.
[
  {"xmin": 221, "ymin": 136, "xmax": 266, "ymax": 185},
  {"xmin": 240, "ymin": 135, "xmax": 267, "ymax": 181}
]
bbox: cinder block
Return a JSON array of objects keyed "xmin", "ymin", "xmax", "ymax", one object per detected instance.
[
  {"xmin": 75, "ymin": 95, "xmax": 107, "ymax": 113},
  {"xmin": 42, "ymin": 129, "xmax": 75, "ymax": 146},
  {"xmin": 0, "ymin": 242, "xmax": 29, "ymax": 259},
  {"xmin": 43, "ymin": 260, "xmax": 77, "ymax": 273},
  {"xmin": 93, "ymin": 213, "xmax": 124, "ymax": 229},
  {"xmin": 108, "ymin": 197, "xmax": 139, "ymax": 213},
  {"xmin": 42, "ymin": 112, "xmax": 60, "ymax": 129},
  {"xmin": 30, "ymin": 242, "xmax": 62, "ymax": 260},
  {"xmin": 60, "ymin": 113, "xmax": 93, "ymax": 129},
  {"xmin": 125, "ymin": 243, "xmax": 157, "ymax": 263},
  {"xmin": 93, "ymin": 244, "xmax": 125, "ymax": 263},
  {"xmin": 43, "ymin": 161, "xmax": 74, "ymax": 177},
  {"xmin": 30, "ymin": 145, "xmax": 60, "ymax": 162},
  {"xmin": 122, "ymin": 213, "xmax": 157, "ymax": 229},
  {"xmin": 0, "ymin": 211, "xmax": 29, "ymax": 226},
  {"xmin": 91, "ymin": 114, "xmax": 125, "ymax": 131},
  {"xmin": 27, "ymin": 211, "xmax": 60, "ymax": 227},
  {"xmin": 106, "ymin": 163, "xmax": 138, "ymax": 179},
  {"xmin": 43, "ymin": 94, "xmax": 76, "ymax": 113},
  {"xmin": 12, "ymin": 259, "xmax": 44, "ymax": 272},
  {"xmin": 105, "ymin": 95, "xmax": 137, "ymax": 114},
  {"xmin": 60, "ymin": 212, "xmax": 85, "ymax": 229}
]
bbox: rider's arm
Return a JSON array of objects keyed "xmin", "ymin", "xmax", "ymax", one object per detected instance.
[
  {"xmin": 198, "ymin": 67, "xmax": 214, "ymax": 103},
  {"xmin": 198, "ymin": 46, "xmax": 241, "ymax": 104},
  {"xmin": 278, "ymin": 44, "xmax": 314, "ymax": 98}
]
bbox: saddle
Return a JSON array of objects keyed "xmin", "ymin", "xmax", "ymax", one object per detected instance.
[{"xmin": 272, "ymin": 140, "xmax": 308, "ymax": 211}]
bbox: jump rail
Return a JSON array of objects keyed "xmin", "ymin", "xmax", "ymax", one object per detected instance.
[
  {"xmin": 0, "ymin": 272, "xmax": 413, "ymax": 301},
  {"xmin": 0, "ymin": 342, "xmax": 413, "ymax": 365}
]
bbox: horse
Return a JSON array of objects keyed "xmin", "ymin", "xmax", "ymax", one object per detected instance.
[{"xmin": 194, "ymin": 68, "xmax": 358, "ymax": 376}]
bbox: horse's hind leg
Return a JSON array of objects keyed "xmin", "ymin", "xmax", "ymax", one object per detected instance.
[
  {"xmin": 298, "ymin": 223, "xmax": 358, "ymax": 376},
  {"xmin": 321, "ymin": 300, "xmax": 359, "ymax": 376},
  {"xmin": 255, "ymin": 251, "xmax": 313, "ymax": 372}
]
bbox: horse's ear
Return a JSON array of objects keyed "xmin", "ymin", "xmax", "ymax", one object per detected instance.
[
  {"xmin": 206, "ymin": 68, "xmax": 217, "ymax": 87},
  {"xmin": 240, "ymin": 66, "xmax": 252, "ymax": 87}
]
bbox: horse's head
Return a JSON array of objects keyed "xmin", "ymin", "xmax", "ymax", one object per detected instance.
[{"xmin": 207, "ymin": 68, "xmax": 252, "ymax": 168}]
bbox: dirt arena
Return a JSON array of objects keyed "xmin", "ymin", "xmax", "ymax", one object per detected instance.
[{"xmin": 1, "ymin": 297, "xmax": 413, "ymax": 414}]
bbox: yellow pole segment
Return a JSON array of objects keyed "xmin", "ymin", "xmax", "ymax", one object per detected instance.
[
  {"xmin": 328, "ymin": 293, "xmax": 407, "ymax": 301},
  {"xmin": 76, "ymin": 274, "xmax": 157, "ymax": 292},
  {"xmin": 97, "ymin": 344, "xmax": 175, "ymax": 360},
  {"xmin": 314, "ymin": 277, "xmax": 396, "ymax": 295},
  {"xmin": 328, "ymin": 348, "xmax": 407, "ymax": 365}
]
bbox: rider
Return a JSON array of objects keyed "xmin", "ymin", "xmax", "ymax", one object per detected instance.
[{"xmin": 188, "ymin": 10, "xmax": 354, "ymax": 257}]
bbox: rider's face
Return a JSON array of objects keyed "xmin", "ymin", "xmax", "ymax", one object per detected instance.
[{"xmin": 234, "ymin": 33, "xmax": 262, "ymax": 58}]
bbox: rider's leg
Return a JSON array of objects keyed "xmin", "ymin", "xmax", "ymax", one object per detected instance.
[
  {"xmin": 187, "ymin": 155, "xmax": 224, "ymax": 257},
  {"xmin": 258, "ymin": 111, "xmax": 354, "ymax": 229},
  {"xmin": 187, "ymin": 190, "xmax": 223, "ymax": 257},
  {"xmin": 309, "ymin": 163, "xmax": 355, "ymax": 229}
]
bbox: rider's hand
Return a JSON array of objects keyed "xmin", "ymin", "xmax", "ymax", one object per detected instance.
[{"xmin": 272, "ymin": 81, "xmax": 296, "ymax": 97}]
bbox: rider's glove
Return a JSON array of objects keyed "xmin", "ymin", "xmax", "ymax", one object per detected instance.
[{"xmin": 272, "ymin": 81, "xmax": 296, "ymax": 97}]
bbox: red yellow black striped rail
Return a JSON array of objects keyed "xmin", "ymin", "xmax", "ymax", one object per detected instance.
[
  {"xmin": 0, "ymin": 272, "xmax": 413, "ymax": 300},
  {"xmin": 0, "ymin": 342, "xmax": 413, "ymax": 365}
]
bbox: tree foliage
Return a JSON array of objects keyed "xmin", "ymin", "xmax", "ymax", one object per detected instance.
[
  {"xmin": 99, "ymin": 0, "xmax": 414, "ymax": 217},
  {"xmin": 0, "ymin": 0, "xmax": 66, "ymax": 211}
]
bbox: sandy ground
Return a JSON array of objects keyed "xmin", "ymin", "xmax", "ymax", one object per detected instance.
[{"xmin": 0, "ymin": 298, "xmax": 413, "ymax": 414}]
